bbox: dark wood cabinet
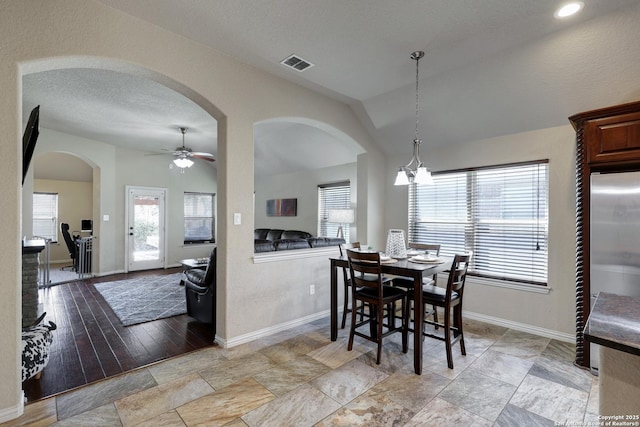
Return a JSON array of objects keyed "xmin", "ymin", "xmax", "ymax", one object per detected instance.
[
  {"xmin": 570, "ymin": 100, "xmax": 640, "ymax": 369},
  {"xmin": 585, "ymin": 111, "xmax": 640, "ymax": 165}
]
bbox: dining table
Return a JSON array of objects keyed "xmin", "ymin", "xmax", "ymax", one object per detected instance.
[{"xmin": 329, "ymin": 253, "xmax": 451, "ymax": 374}]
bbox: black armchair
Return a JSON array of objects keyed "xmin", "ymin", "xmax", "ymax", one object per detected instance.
[{"xmin": 185, "ymin": 247, "xmax": 216, "ymax": 329}]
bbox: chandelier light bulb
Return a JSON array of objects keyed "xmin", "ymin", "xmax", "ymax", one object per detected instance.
[{"xmin": 173, "ymin": 157, "xmax": 194, "ymax": 168}]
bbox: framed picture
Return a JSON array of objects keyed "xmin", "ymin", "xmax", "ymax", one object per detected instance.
[{"xmin": 266, "ymin": 198, "xmax": 297, "ymax": 217}]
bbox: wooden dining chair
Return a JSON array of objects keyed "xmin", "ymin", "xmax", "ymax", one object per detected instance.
[
  {"xmin": 392, "ymin": 243, "xmax": 441, "ymax": 327},
  {"xmin": 339, "ymin": 242, "xmax": 361, "ymax": 328},
  {"xmin": 421, "ymin": 253, "xmax": 470, "ymax": 369},
  {"xmin": 339, "ymin": 242, "xmax": 392, "ymax": 329},
  {"xmin": 346, "ymin": 249, "xmax": 409, "ymax": 364}
]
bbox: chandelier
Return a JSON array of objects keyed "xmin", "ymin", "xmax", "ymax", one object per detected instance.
[{"xmin": 394, "ymin": 51, "xmax": 433, "ymax": 186}]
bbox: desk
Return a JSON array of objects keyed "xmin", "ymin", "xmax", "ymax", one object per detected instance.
[
  {"xmin": 330, "ymin": 255, "xmax": 450, "ymax": 375},
  {"xmin": 180, "ymin": 258, "xmax": 209, "ymax": 270}
]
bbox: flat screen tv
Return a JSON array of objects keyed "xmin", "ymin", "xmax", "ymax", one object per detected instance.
[{"xmin": 22, "ymin": 105, "xmax": 40, "ymax": 185}]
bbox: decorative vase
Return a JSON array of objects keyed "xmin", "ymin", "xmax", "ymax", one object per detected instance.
[{"xmin": 385, "ymin": 229, "xmax": 407, "ymax": 259}]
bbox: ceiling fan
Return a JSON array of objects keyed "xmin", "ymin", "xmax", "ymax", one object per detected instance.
[{"xmin": 151, "ymin": 127, "xmax": 215, "ymax": 172}]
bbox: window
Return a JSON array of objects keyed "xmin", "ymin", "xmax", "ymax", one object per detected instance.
[
  {"xmin": 318, "ymin": 181, "xmax": 351, "ymax": 242},
  {"xmin": 184, "ymin": 192, "xmax": 215, "ymax": 244},
  {"xmin": 409, "ymin": 161, "xmax": 549, "ymax": 285},
  {"xmin": 33, "ymin": 192, "xmax": 58, "ymax": 242}
]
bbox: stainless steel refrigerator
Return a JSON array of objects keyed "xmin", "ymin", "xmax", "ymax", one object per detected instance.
[{"xmin": 589, "ymin": 171, "xmax": 640, "ymax": 373}]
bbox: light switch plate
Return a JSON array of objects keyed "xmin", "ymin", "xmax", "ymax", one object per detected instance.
[{"xmin": 233, "ymin": 213, "xmax": 241, "ymax": 225}]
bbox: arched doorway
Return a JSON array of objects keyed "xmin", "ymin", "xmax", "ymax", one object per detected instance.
[{"xmin": 19, "ymin": 59, "xmax": 223, "ymax": 401}]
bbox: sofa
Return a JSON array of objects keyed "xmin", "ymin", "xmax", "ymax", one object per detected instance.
[{"xmin": 254, "ymin": 228, "xmax": 345, "ymax": 252}]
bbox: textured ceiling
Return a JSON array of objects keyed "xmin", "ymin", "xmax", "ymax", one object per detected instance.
[{"xmin": 22, "ymin": 0, "xmax": 640, "ymax": 178}]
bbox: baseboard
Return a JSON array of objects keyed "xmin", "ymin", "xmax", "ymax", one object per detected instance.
[
  {"xmin": 463, "ymin": 310, "xmax": 575, "ymax": 343},
  {"xmin": 215, "ymin": 310, "xmax": 331, "ymax": 348},
  {"xmin": 211, "ymin": 308, "xmax": 575, "ymax": 348},
  {"xmin": 92, "ymin": 269, "xmax": 126, "ymax": 277},
  {"xmin": 0, "ymin": 395, "xmax": 23, "ymax": 424}
]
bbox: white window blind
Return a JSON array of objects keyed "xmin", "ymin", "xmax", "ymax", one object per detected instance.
[
  {"xmin": 184, "ymin": 192, "xmax": 215, "ymax": 244},
  {"xmin": 33, "ymin": 192, "xmax": 58, "ymax": 242},
  {"xmin": 318, "ymin": 181, "xmax": 351, "ymax": 242},
  {"xmin": 409, "ymin": 161, "xmax": 549, "ymax": 285}
]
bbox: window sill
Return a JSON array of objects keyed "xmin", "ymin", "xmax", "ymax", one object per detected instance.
[
  {"xmin": 470, "ymin": 275, "xmax": 550, "ymax": 294},
  {"xmin": 440, "ymin": 273, "xmax": 551, "ymax": 294},
  {"xmin": 181, "ymin": 242, "xmax": 216, "ymax": 248}
]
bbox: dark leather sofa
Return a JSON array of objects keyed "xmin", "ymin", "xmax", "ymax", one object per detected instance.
[{"xmin": 254, "ymin": 228, "xmax": 345, "ymax": 252}]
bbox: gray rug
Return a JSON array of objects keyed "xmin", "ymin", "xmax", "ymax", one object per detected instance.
[{"xmin": 94, "ymin": 273, "xmax": 186, "ymax": 326}]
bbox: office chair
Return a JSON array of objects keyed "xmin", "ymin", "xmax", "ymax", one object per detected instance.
[{"xmin": 60, "ymin": 223, "xmax": 78, "ymax": 272}]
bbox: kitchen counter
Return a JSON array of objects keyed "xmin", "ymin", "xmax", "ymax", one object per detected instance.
[
  {"xmin": 584, "ymin": 292, "xmax": 640, "ymax": 416},
  {"xmin": 584, "ymin": 292, "xmax": 640, "ymax": 356}
]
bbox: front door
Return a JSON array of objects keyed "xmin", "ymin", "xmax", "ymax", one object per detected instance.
[{"xmin": 126, "ymin": 186, "xmax": 167, "ymax": 271}]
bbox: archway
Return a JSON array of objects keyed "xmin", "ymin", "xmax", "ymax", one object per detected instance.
[{"xmin": 19, "ymin": 57, "xmax": 224, "ymax": 401}]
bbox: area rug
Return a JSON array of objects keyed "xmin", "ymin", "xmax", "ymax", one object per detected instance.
[{"xmin": 94, "ymin": 273, "xmax": 186, "ymax": 326}]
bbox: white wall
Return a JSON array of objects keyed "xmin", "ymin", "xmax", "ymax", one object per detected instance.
[
  {"xmin": 0, "ymin": 0, "xmax": 384, "ymax": 418},
  {"xmin": 385, "ymin": 125, "xmax": 577, "ymax": 336},
  {"xmin": 254, "ymin": 163, "xmax": 357, "ymax": 238}
]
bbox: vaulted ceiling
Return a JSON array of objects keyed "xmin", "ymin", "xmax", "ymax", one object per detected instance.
[{"xmin": 22, "ymin": 0, "xmax": 640, "ymax": 178}]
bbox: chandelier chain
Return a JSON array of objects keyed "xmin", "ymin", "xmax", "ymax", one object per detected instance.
[{"xmin": 415, "ymin": 53, "xmax": 420, "ymax": 141}]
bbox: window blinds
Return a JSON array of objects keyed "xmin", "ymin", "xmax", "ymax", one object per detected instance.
[
  {"xmin": 409, "ymin": 161, "xmax": 548, "ymax": 285},
  {"xmin": 318, "ymin": 181, "xmax": 351, "ymax": 242},
  {"xmin": 33, "ymin": 192, "xmax": 58, "ymax": 242},
  {"xmin": 184, "ymin": 192, "xmax": 215, "ymax": 243}
]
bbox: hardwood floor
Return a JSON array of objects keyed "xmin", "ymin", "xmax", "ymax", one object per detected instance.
[{"xmin": 22, "ymin": 268, "xmax": 215, "ymax": 403}]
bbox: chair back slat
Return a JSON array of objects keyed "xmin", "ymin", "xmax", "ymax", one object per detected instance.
[
  {"xmin": 447, "ymin": 254, "xmax": 470, "ymax": 297},
  {"xmin": 408, "ymin": 242, "xmax": 441, "ymax": 256},
  {"xmin": 347, "ymin": 249, "xmax": 383, "ymax": 292},
  {"xmin": 340, "ymin": 242, "xmax": 361, "ymax": 282}
]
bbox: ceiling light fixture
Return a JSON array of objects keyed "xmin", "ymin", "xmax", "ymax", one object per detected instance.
[
  {"xmin": 554, "ymin": 2, "xmax": 584, "ymax": 18},
  {"xmin": 173, "ymin": 155, "xmax": 194, "ymax": 169},
  {"xmin": 394, "ymin": 51, "xmax": 433, "ymax": 186},
  {"xmin": 173, "ymin": 127, "xmax": 194, "ymax": 170}
]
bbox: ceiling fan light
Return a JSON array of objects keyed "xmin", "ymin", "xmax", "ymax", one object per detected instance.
[
  {"xmin": 394, "ymin": 169, "xmax": 410, "ymax": 186},
  {"xmin": 173, "ymin": 157, "xmax": 194, "ymax": 168},
  {"xmin": 414, "ymin": 167, "xmax": 433, "ymax": 185}
]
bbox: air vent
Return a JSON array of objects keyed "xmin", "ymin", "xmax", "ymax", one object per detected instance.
[{"xmin": 280, "ymin": 54, "xmax": 314, "ymax": 72}]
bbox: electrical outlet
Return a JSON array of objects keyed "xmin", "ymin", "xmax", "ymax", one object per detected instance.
[{"xmin": 309, "ymin": 284, "xmax": 315, "ymax": 295}]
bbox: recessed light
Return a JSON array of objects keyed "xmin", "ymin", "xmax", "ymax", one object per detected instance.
[{"xmin": 554, "ymin": 2, "xmax": 584, "ymax": 18}]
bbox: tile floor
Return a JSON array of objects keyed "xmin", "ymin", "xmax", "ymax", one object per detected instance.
[{"xmin": 5, "ymin": 316, "xmax": 598, "ymax": 426}]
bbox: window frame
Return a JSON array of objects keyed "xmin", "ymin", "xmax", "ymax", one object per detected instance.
[
  {"xmin": 318, "ymin": 181, "xmax": 351, "ymax": 243},
  {"xmin": 408, "ymin": 160, "xmax": 549, "ymax": 286},
  {"xmin": 33, "ymin": 192, "xmax": 59, "ymax": 243},
  {"xmin": 183, "ymin": 192, "xmax": 216, "ymax": 245}
]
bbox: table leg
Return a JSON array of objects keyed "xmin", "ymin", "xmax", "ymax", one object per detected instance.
[
  {"xmin": 331, "ymin": 260, "xmax": 338, "ymax": 341},
  {"xmin": 413, "ymin": 272, "xmax": 423, "ymax": 374}
]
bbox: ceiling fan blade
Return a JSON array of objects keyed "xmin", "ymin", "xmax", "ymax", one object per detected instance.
[{"xmin": 191, "ymin": 152, "xmax": 215, "ymax": 162}]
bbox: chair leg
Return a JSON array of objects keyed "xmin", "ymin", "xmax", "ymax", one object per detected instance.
[
  {"xmin": 341, "ymin": 282, "xmax": 349, "ymax": 329},
  {"xmin": 402, "ymin": 297, "xmax": 409, "ymax": 353},
  {"xmin": 444, "ymin": 308, "xmax": 454, "ymax": 369},
  {"xmin": 455, "ymin": 305, "xmax": 466, "ymax": 355},
  {"xmin": 433, "ymin": 305, "xmax": 439, "ymax": 330},
  {"xmin": 376, "ymin": 302, "xmax": 384, "ymax": 365},
  {"xmin": 347, "ymin": 296, "xmax": 357, "ymax": 352}
]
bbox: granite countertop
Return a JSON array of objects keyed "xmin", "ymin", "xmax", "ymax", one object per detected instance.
[
  {"xmin": 584, "ymin": 292, "xmax": 640, "ymax": 356},
  {"xmin": 22, "ymin": 239, "xmax": 46, "ymax": 254}
]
